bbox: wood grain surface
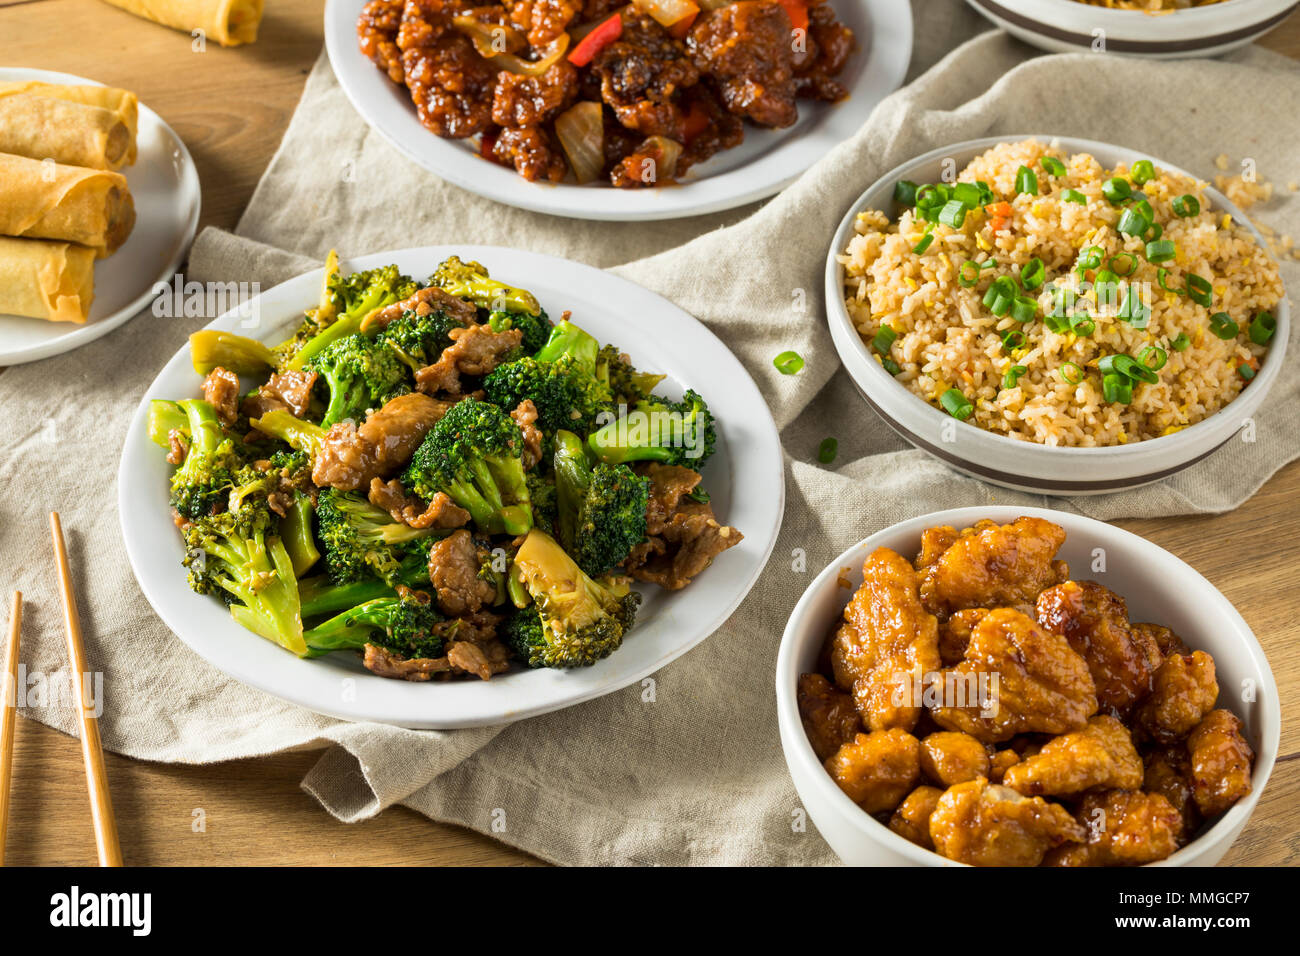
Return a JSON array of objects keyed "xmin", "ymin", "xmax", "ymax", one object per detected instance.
[{"xmin": 0, "ymin": 0, "xmax": 1296, "ymax": 867}]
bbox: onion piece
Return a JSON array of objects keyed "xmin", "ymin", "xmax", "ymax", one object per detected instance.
[
  {"xmin": 696, "ymin": 0, "xmax": 731, "ymax": 9},
  {"xmin": 451, "ymin": 15, "xmax": 527, "ymax": 55},
  {"xmin": 643, "ymin": 135, "xmax": 682, "ymax": 180},
  {"xmin": 554, "ymin": 102, "xmax": 605, "ymax": 184},
  {"xmin": 631, "ymin": 0, "xmax": 700, "ymax": 29},
  {"xmin": 451, "ymin": 18, "xmax": 571, "ymax": 76}
]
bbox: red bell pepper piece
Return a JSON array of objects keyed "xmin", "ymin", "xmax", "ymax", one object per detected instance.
[{"xmin": 568, "ymin": 13, "xmax": 623, "ymax": 67}]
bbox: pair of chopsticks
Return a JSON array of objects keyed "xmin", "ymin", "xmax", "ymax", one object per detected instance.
[{"xmin": 0, "ymin": 513, "xmax": 122, "ymax": 866}]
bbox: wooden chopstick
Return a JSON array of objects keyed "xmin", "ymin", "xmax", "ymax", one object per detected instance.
[
  {"xmin": 0, "ymin": 591, "xmax": 21, "ymax": 866},
  {"xmin": 50, "ymin": 513, "xmax": 123, "ymax": 868}
]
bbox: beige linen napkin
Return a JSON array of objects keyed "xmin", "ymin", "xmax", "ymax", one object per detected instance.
[{"xmin": 2, "ymin": 6, "xmax": 1298, "ymax": 865}]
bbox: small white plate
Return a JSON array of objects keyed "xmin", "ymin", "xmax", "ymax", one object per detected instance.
[
  {"xmin": 323, "ymin": 0, "xmax": 913, "ymax": 221},
  {"xmin": 0, "ymin": 68, "xmax": 201, "ymax": 366},
  {"xmin": 965, "ymin": 0, "xmax": 1299, "ymax": 59},
  {"xmin": 119, "ymin": 246, "xmax": 785, "ymax": 729}
]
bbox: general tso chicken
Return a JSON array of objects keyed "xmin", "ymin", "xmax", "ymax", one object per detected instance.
[
  {"xmin": 150, "ymin": 253, "xmax": 741, "ymax": 682},
  {"xmin": 798, "ymin": 516, "xmax": 1255, "ymax": 867},
  {"xmin": 357, "ymin": 0, "xmax": 857, "ymax": 187}
]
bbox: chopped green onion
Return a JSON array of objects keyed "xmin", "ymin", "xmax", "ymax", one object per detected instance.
[
  {"xmin": 975, "ymin": 181, "xmax": 995, "ymax": 205},
  {"xmin": 1248, "ymin": 311, "xmax": 1276, "ymax": 345},
  {"xmin": 774, "ymin": 350, "xmax": 804, "ymax": 375},
  {"xmin": 1130, "ymin": 160, "xmax": 1155, "ymax": 185},
  {"xmin": 938, "ymin": 200, "xmax": 968, "ymax": 229},
  {"xmin": 1139, "ymin": 345, "xmax": 1168, "ymax": 371},
  {"xmin": 1094, "ymin": 269, "xmax": 1119, "ymax": 307},
  {"xmin": 1041, "ymin": 156, "xmax": 1067, "ymax": 177},
  {"xmin": 1060, "ymin": 361, "xmax": 1084, "ymax": 385},
  {"xmin": 1002, "ymin": 365, "xmax": 1027, "ymax": 389},
  {"xmin": 894, "ymin": 180, "xmax": 919, "ymax": 206},
  {"xmin": 939, "ymin": 388, "xmax": 973, "ymax": 421},
  {"xmin": 1172, "ymin": 194, "xmax": 1200, "ymax": 218},
  {"xmin": 1239, "ymin": 363, "xmax": 1256, "ymax": 381},
  {"xmin": 958, "ymin": 260, "xmax": 983, "ymax": 287},
  {"xmin": 1145, "ymin": 238, "xmax": 1176, "ymax": 263},
  {"xmin": 881, "ymin": 357, "xmax": 902, "ymax": 375},
  {"xmin": 1103, "ymin": 373, "xmax": 1133, "ymax": 404},
  {"xmin": 1157, "ymin": 268, "xmax": 1185, "ymax": 295},
  {"xmin": 912, "ymin": 232, "xmax": 935, "ymax": 254},
  {"xmin": 1001, "ymin": 329, "xmax": 1026, "ymax": 351},
  {"xmin": 1108, "ymin": 252, "xmax": 1137, "ymax": 277},
  {"xmin": 1044, "ymin": 312, "xmax": 1071, "ymax": 334},
  {"xmin": 1020, "ymin": 257, "xmax": 1045, "ymax": 290},
  {"xmin": 1132, "ymin": 199, "xmax": 1155, "ymax": 223},
  {"xmin": 1186, "ymin": 273, "xmax": 1212, "ymax": 308},
  {"xmin": 983, "ymin": 276, "xmax": 1018, "ymax": 317},
  {"xmin": 1062, "ymin": 189, "xmax": 1087, "ymax": 204},
  {"xmin": 1015, "ymin": 165, "xmax": 1039, "ymax": 196},
  {"xmin": 1103, "ymin": 177, "xmax": 1132, "ymax": 203},
  {"xmin": 1170, "ymin": 333, "xmax": 1190, "ymax": 352},
  {"xmin": 1146, "ymin": 222, "xmax": 1163, "ymax": 243},
  {"xmin": 1077, "ymin": 246, "xmax": 1104, "ymax": 273},
  {"xmin": 1069, "ymin": 311, "xmax": 1096, "ymax": 336},
  {"xmin": 1010, "ymin": 296, "xmax": 1039, "ymax": 324},
  {"xmin": 817, "ymin": 437, "xmax": 838, "ymax": 464},
  {"xmin": 1117, "ymin": 207, "xmax": 1150, "ymax": 237},
  {"xmin": 1117, "ymin": 288, "xmax": 1150, "ymax": 328},
  {"xmin": 952, "ymin": 182, "xmax": 982, "ymax": 208},
  {"xmin": 1048, "ymin": 285, "xmax": 1078, "ymax": 321},
  {"xmin": 872, "ymin": 325, "xmax": 897, "ymax": 354},
  {"xmin": 1208, "ymin": 312, "xmax": 1239, "ymax": 339}
]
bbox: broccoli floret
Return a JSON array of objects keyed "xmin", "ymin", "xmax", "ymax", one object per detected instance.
[
  {"xmin": 303, "ymin": 595, "xmax": 445, "ymax": 660},
  {"xmin": 249, "ymin": 409, "xmax": 329, "ymax": 459},
  {"xmin": 430, "ymin": 255, "xmax": 540, "ymax": 316},
  {"xmin": 596, "ymin": 344, "xmax": 666, "ymax": 405},
  {"xmin": 508, "ymin": 529, "xmax": 639, "ymax": 668},
  {"xmin": 534, "ymin": 319, "xmax": 600, "ymax": 371},
  {"xmin": 380, "ymin": 308, "xmax": 469, "ymax": 370},
  {"xmin": 488, "ymin": 308, "xmax": 552, "ymax": 355},
  {"xmin": 298, "ymin": 552, "xmax": 431, "ymax": 619},
  {"xmin": 147, "ymin": 399, "xmax": 188, "ymax": 449},
  {"xmin": 553, "ymin": 431, "xmax": 648, "ymax": 577},
  {"xmin": 285, "ymin": 264, "xmax": 420, "ymax": 371},
  {"xmin": 402, "ymin": 397, "xmax": 533, "ymax": 536},
  {"xmin": 189, "ymin": 330, "xmax": 276, "ymax": 377},
  {"xmin": 267, "ymin": 448, "xmax": 313, "ymax": 488},
  {"xmin": 481, "ymin": 354, "xmax": 612, "ymax": 437},
  {"xmin": 182, "ymin": 502, "xmax": 305, "ymax": 656},
  {"xmin": 526, "ymin": 470, "xmax": 558, "ymax": 535},
  {"xmin": 315, "ymin": 488, "xmax": 445, "ymax": 585},
  {"xmin": 169, "ymin": 399, "xmax": 247, "ymax": 520},
  {"xmin": 306, "ymin": 333, "xmax": 411, "ymax": 427},
  {"xmin": 587, "ymin": 389, "xmax": 716, "ymax": 468}
]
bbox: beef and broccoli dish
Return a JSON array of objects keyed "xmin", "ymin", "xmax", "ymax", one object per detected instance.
[
  {"xmin": 150, "ymin": 253, "xmax": 742, "ymax": 681},
  {"xmin": 357, "ymin": 0, "xmax": 857, "ymax": 187},
  {"xmin": 799, "ymin": 516, "xmax": 1255, "ymax": 866}
]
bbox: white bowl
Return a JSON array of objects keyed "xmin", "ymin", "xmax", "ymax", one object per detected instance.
[
  {"xmin": 824, "ymin": 135, "xmax": 1290, "ymax": 495},
  {"xmin": 775, "ymin": 505, "xmax": 1280, "ymax": 867},
  {"xmin": 965, "ymin": 0, "xmax": 1299, "ymax": 58}
]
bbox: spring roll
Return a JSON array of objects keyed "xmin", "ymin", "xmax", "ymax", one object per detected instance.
[
  {"xmin": 99, "ymin": 0, "xmax": 264, "ymax": 46},
  {"xmin": 0, "ymin": 237, "xmax": 96, "ymax": 324},
  {"xmin": 0, "ymin": 153, "xmax": 135, "ymax": 258},
  {"xmin": 0, "ymin": 94, "xmax": 132, "ymax": 171},
  {"xmin": 0, "ymin": 82, "xmax": 138, "ymax": 164}
]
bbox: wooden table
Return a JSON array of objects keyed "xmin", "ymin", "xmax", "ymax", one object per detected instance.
[{"xmin": 0, "ymin": 0, "xmax": 1297, "ymax": 866}]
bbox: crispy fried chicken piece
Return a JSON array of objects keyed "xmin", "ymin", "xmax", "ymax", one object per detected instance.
[
  {"xmin": 930, "ymin": 608, "xmax": 1098, "ymax": 743},
  {"xmin": 1036, "ymin": 581, "xmax": 1156, "ymax": 715},
  {"xmin": 929, "ymin": 777, "xmax": 1086, "ymax": 867},
  {"xmin": 491, "ymin": 125, "xmax": 568, "ymax": 182},
  {"xmin": 201, "ymin": 366, "xmax": 241, "ymax": 428},
  {"xmin": 914, "ymin": 525, "xmax": 958, "ymax": 570},
  {"xmin": 609, "ymin": 136, "xmax": 679, "ymax": 188},
  {"xmin": 889, "ymin": 785, "xmax": 943, "ymax": 850},
  {"xmin": 938, "ymin": 608, "xmax": 986, "ymax": 667},
  {"xmin": 919, "ymin": 517, "xmax": 1069, "ymax": 618},
  {"xmin": 311, "ymin": 392, "xmax": 450, "ymax": 490},
  {"xmin": 1133, "ymin": 621, "xmax": 1190, "ymax": 658},
  {"xmin": 1135, "ymin": 651, "xmax": 1218, "ymax": 745},
  {"xmin": 446, "ymin": 638, "xmax": 511, "ymax": 679},
  {"xmin": 428, "ymin": 528, "xmax": 498, "ymax": 616},
  {"xmin": 687, "ymin": 1, "xmax": 798, "ymax": 128},
  {"xmin": 1144, "ymin": 745, "xmax": 1201, "ymax": 842},
  {"xmin": 988, "ymin": 749, "xmax": 1020, "ymax": 784},
  {"xmin": 368, "ymin": 477, "xmax": 471, "ymax": 529},
  {"xmin": 364, "ymin": 284, "xmax": 479, "ymax": 331},
  {"xmin": 823, "ymin": 729, "xmax": 920, "ymax": 813},
  {"xmin": 591, "ymin": 14, "xmax": 699, "ymax": 139},
  {"xmin": 416, "ymin": 323, "xmax": 523, "ymax": 394},
  {"xmin": 919, "ymin": 732, "xmax": 990, "ymax": 787},
  {"xmin": 503, "ymin": 0, "xmax": 578, "ymax": 46},
  {"xmin": 797, "ymin": 673, "xmax": 862, "ymax": 762},
  {"xmin": 1044, "ymin": 790, "xmax": 1182, "ymax": 867},
  {"xmin": 359, "ymin": 0, "xmax": 406, "ymax": 83},
  {"xmin": 830, "ymin": 547, "xmax": 941, "ymax": 732},
  {"xmin": 492, "ymin": 60, "xmax": 577, "ymax": 127},
  {"xmin": 364, "ymin": 642, "xmax": 453, "ymax": 680},
  {"xmin": 1003, "ymin": 715, "xmax": 1143, "ymax": 797},
  {"xmin": 1187, "ymin": 709, "xmax": 1253, "ymax": 817},
  {"xmin": 623, "ymin": 463, "xmax": 742, "ymax": 590},
  {"xmin": 510, "ymin": 398, "xmax": 543, "ymax": 469},
  {"xmin": 398, "ymin": 0, "xmax": 496, "ymax": 138},
  {"xmin": 793, "ymin": 2, "xmax": 855, "ymax": 101}
]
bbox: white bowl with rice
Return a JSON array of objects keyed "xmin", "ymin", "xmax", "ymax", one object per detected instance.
[{"xmin": 825, "ymin": 136, "xmax": 1288, "ymax": 495}]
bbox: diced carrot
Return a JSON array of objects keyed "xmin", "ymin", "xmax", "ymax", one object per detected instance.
[
  {"xmin": 777, "ymin": 0, "xmax": 809, "ymax": 31},
  {"xmin": 683, "ymin": 102, "xmax": 709, "ymax": 142}
]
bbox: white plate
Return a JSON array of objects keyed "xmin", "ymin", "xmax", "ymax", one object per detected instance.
[
  {"xmin": 824, "ymin": 135, "xmax": 1289, "ymax": 495},
  {"xmin": 0, "ymin": 68, "xmax": 201, "ymax": 366},
  {"xmin": 324, "ymin": 0, "xmax": 912, "ymax": 220},
  {"xmin": 965, "ymin": 0, "xmax": 1299, "ymax": 59},
  {"xmin": 118, "ymin": 246, "xmax": 785, "ymax": 728}
]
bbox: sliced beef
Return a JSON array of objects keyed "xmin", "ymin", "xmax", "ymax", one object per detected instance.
[
  {"xmin": 624, "ymin": 463, "xmax": 743, "ymax": 590},
  {"xmin": 366, "ymin": 284, "xmax": 479, "ymax": 330},
  {"xmin": 201, "ymin": 366, "xmax": 241, "ymax": 428},
  {"xmin": 369, "ymin": 477, "xmax": 471, "ymax": 528},
  {"xmin": 311, "ymin": 392, "xmax": 450, "ymax": 490},
  {"xmin": 428, "ymin": 529, "xmax": 498, "ymax": 616},
  {"xmin": 415, "ymin": 323, "xmax": 523, "ymax": 394}
]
